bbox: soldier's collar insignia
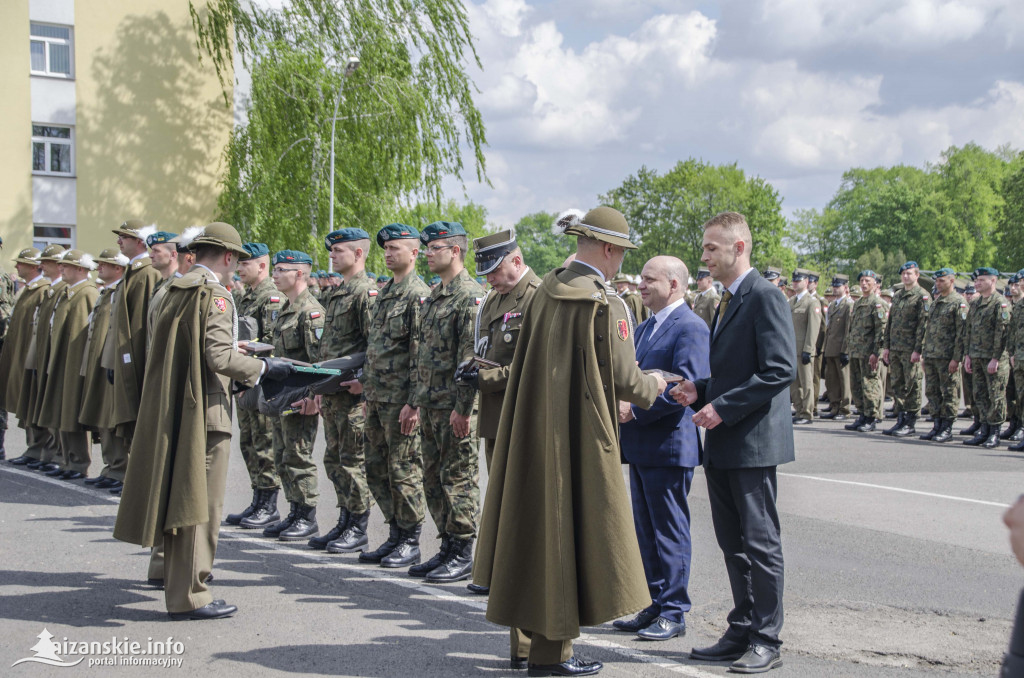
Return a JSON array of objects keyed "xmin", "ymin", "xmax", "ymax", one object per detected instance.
[
  {"xmin": 591, "ymin": 292, "xmax": 603, "ymax": 300},
  {"xmin": 419, "ymin": 296, "xmax": 428, "ymax": 304}
]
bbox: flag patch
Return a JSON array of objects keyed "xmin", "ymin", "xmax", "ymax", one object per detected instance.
[
  {"xmin": 270, "ymin": 296, "xmax": 280, "ymax": 303},
  {"xmin": 214, "ymin": 297, "xmax": 227, "ymax": 313},
  {"xmin": 310, "ymin": 311, "xmax": 321, "ymax": 319},
  {"xmin": 369, "ymin": 289, "xmax": 378, "ymax": 296}
]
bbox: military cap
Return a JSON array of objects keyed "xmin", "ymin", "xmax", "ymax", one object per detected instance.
[
  {"xmin": 964, "ymin": 284, "xmax": 976, "ymax": 294},
  {"xmin": 96, "ymin": 248, "xmax": 129, "ymax": 267},
  {"xmin": 933, "ymin": 267, "xmax": 955, "ymax": 278},
  {"xmin": 329, "ymin": 272, "xmax": 342, "ymax": 278},
  {"xmin": 807, "ymin": 271, "xmax": 820, "ymax": 282},
  {"xmin": 367, "ymin": 271, "xmax": 377, "ymax": 280},
  {"xmin": 898, "ymin": 261, "xmax": 919, "ymax": 273},
  {"xmin": 272, "ymin": 249, "xmax": 313, "ymax": 266},
  {"xmin": 111, "ymin": 219, "xmax": 149, "ymax": 239},
  {"xmin": 59, "ymin": 249, "xmax": 97, "ymax": 270},
  {"xmin": 1008, "ymin": 273, "xmax": 1020, "ymax": 285},
  {"xmin": 974, "ymin": 266, "xmax": 999, "ymax": 278},
  {"xmin": 880, "ymin": 287, "xmax": 894, "ymax": 298},
  {"xmin": 243, "ymin": 242, "xmax": 270, "ymax": 259},
  {"xmin": 850, "ymin": 287, "xmax": 863, "ymax": 298},
  {"xmin": 696, "ymin": 266, "xmax": 711, "ymax": 280},
  {"xmin": 420, "ymin": 221, "xmax": 467, "ymax": 244},
  {"xmin": 233, "ymin": 273, "xmax": 241, "ymax": 281},
  {"xmin": 378, "ymin": 275, "xmax": 391, "ymax": 284},
  {"xmin": 428, "ymin": 275, "xmax": 441, "ymax": 285},
  {"xmin": 325, "ymin": 228, "xmax": 370, "ymax": 251},
  {"xmin": 189, "ymin": 222, "xmax": 251, "ymax": 259},
  {"xmin": 376, "ymin": 223, "xmax": 419, "ymax": 247},
  {"xmin": 831, "ymin": 273, "xmax": 849, "ymax": 287},
  {"xmin": 1017, "ymin": 269, "xmax": 1024, "ymax": 280},
  {"xmin": 13, "ymin": 247, "xmax": 42, "ymax": 265},
  {"xmin": 780, "ymin": 277, "xmax": 788, "ymax": 287},
  {"xmin": 762, "ymin": 266, "xmax": 782, "ymax": 281},
  {"xmin": 791, "ymin": 268, "xmax": 812, "ymax": 281},
  {"xmin": 145, "ymin": 231, "xmax": 178, "ymax": 248},
  {"xmin": 474, "ymin": 229, "xmax": 518, "ymax": 275},
  {"xmin": 553, "ymin": 206, "xmax": 636, "ymax": 250},
  {"xmin": 610, "ymin": 272, "xmax": 631, "ymax": 285},
  {"xmin": 857, "ymin": 269, "xmax": 876, "ymax": 281},
  {"xmin": 39, "ymin": 244, "xmax": 67, "ymax": 262}
]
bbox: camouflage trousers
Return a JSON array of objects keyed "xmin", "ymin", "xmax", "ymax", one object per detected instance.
[
  {"xmin": 321, "ymin": 392, "xmax": 371, "ymax": 513},
  {"xmin": 923, "ymin": 359, "xmax": 961, "ymax": 420},
  {"xmin": 823, "ymin": 357, "xmax": 851, "ymax": 415},
  {"xmin": 850, "ymin": 357, "xmax": 882, "ymax": 419},
  {"xmin": 420, "ymin": 407, "xmax": 479, "ymax": 541},
  {"xmin": 888, "ymin": 352, "xmax": 923, "ymax": 415},
  {"xmin": 272, "ymin": 413, "xmax": 320, "ymax": 506},
  {"xmin": 364, "ymin": 400, "xmax": 425, "ymax": 531},
  {"xmin": 237, "ymin": 406, "xmax": 279, "ymax": 490},
  {"xmin": 970, "ymin": 356, "xmax": 1010, "ymax": 426},
  {"xmin": 1011, "ymin": 361, "xmax": 1024, "ymax": 421}
]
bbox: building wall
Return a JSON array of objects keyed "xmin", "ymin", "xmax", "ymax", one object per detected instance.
[{"xmin": 0, "ymin": 1, "xmax": 34, "ymax": 263}]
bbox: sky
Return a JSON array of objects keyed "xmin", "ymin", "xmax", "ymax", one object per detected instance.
[{"xmin": 450, "ymin": 0, "xmax": 1024, "ymax": 228}]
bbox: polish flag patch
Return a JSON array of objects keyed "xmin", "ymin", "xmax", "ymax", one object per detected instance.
[
  {"xmin": 369, "ymin": 290, "xmax": 378, "ymax": 297},
  {"xmin": 270, "ymin": 296, "xmax": 280, "ymax": 303},
  {"xmin": 310, "ymin": 311, "xmax": 321, "ymax": 319}
]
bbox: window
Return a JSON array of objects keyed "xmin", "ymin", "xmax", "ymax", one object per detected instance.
[
  {"xmin": 33, "ymin": 224, "xmax": 75, "ymax": 250},
  {"xmin": 32, "ymin": 125, "xmax": 74, "ymax": 175},
  {"xmin": 30, "ymin": 23, "xmax": 73, "ymax": 78}
]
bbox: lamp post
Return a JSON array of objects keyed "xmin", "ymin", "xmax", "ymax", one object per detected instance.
[{"xmin": 328, "ymin": 56, "xmax": 361, "ymax": 235}]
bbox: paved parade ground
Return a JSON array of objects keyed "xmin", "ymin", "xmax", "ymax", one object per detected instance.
[{"xmin": 1, "ymin": 413, "xmax": 1021, "ymax": 677}]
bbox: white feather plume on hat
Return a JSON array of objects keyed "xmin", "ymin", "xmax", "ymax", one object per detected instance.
[
  {"xmin": 79, "ymin": 253, "xmax": 97, "ymax": 270},
  {"xmin": 114, "ymin": 253, "xmax": 129, "ymax": 266},
  {"xmin": 177, "ymin": 225, "xmax": 205, "ymax": 248},
  {"xmin": 552, "ymin": 209, "xmax": 586, "ymax": 235},
  {"xmin": 137, "ymin": 225, "xmax": 158, "ymax": 242}
]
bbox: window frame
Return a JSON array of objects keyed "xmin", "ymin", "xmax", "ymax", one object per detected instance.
[
  {"xmin": 31, "ymin": 124, "xmax": 75, "ymax": 177},
  {"xmin": 30, "ymin": 22, "xmax": 74, "ymax": 79},
  {"xmin": 33, "ymin": 224, "xmax": 76, "ymax": 250}
]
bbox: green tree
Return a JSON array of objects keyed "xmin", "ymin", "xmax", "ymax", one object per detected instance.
[
  {"xmin": 851, "ymin": 246, "xmax": 907, "ymax": 289},
  {"xmin": 511, "ymin": 211, "xmax": 572, "ymax": 276},
  {"xmin": 998, "ymin": 154, "xmax": 1024, "ymax": 271}
]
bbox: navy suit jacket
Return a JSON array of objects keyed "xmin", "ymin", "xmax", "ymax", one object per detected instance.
[
  {"xmin": 620, "ymin": 301, "xmax": 711, "ymax": 468},
  {"xmin": 693, "ymin": 269, "xmax": 797, "ymax": 469}
]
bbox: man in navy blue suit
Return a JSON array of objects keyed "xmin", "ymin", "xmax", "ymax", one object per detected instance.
[{"xmin": 614, "ymin": 256, "xmax": 711, "ymax": 642}]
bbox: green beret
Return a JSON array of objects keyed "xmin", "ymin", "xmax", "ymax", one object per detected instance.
[
  {"xmin": 146, "ymin": 231, "xmax": 178, "ymax": 247},
  {"xmin": 857, "ymin": 269, "xmax": 877, "ymax": 281},
  {"xmin": 366, "ymin": 272, "xmax": 377, "ymax": 280},
  {"xmin": 329, "ymin": 272, "xmax": 342, "ymax": 278},
  {"xmin": 376, "ymin": 223, "xmax": 420, "ymax": 247},
  {"xmin": 974, "ymin": 267, "xmax": 999, "ymax": 277},
  {"xmin": 420, "ymin": 221, "xmax": 466, "ymax": 244},
  {"xmin": 899, "ymin": 261, "xmax": 919, "ymax": 273},
  {"xmin": 272, "ymin": 250, "xmax": 313, "ymax": 266},
  {"xmin": 244, "ymin": 242, "xmax": 270, "ymax": 259},
  {"xmin": 933, "ymin": 267, "xmax": 955, "ymax": 278},
  {"xmin": 325, "ymin": 228, "xmax": 370, "ymax": 250}
]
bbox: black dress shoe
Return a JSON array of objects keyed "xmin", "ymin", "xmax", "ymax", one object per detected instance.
[
  {"xmin": 168, "ymin": 601, "xmax": 237, "ymax": 621},
  {"xmin": 95, "ymin": 477, "xmax": 119, "ymax": 488},
  {"xmin": 8, "ymin": 455, "xmax": 32, "ymax": 465},
  {"xmin": 83, "ymin": 475, "xmax": 104, "ymax": 485},
  {"xmin": 792, "ymin": 418, "xmax": 811, "ymax": 425},
  {"xmin": 527, "ymin": 656, "xmax": 603, "ymax": 677},
  {"xmin": 832, "ymin": 414, "xmax": 849, "ymax": 421},
  {"xmin": 110, "ymin": 487, "xmax": 122, "ymax": 496},
  {"xmin": 467, "ymin": 583, "xmax": 489, "ymax": 595},
  {"xmin": 730, "ymin": 644, "xmax": 782, "ymax": 673},
  {"xmin": 612, "ymin": 607, "xmax": 658, "ymax": 633},
  {"xmin": 61, "ymin": 471, "xmax": 85, "ymax": 480},
  {"xmin": 511, "ymin": 656, "xmax": 527, "ymax": 670},
  {"xmin": 26, "ymin": 459, "xmax": 45, "ymax": 469},
  {"xmin": 690, "ymin": 637, "xmax": 748, "ymax": 661},
  {"xmin": 44, "ymin": 466, "xmax": 66, "ymax": 476},
  {"xmin": 635, "ymin": 616, "xmax": 685, "ymax": 640}
]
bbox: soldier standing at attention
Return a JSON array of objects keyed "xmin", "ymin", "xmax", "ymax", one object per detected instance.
[
  {"xmin": 808, "ymin": 272, "xmax": 828, "ymax": 408},
  {"xmin": 408, "ymin": 221, "xmax": 484, "ymax": 584},
  {"xmin": 844, "ymin": 271, "xmax": 886, "ymax": 433},
  {"xmin": 789, "ymin": 269, "xmax": 822, "ymax": 425},
  {"xmin": 307, "ymin": 228, "xmax": 377, "ymax": 553},
  {"xmin": 1007, "ymin": 269, "xmax": 1024, "ymax": 452},
  {"xmin": 228, "ymin": 243, "xmax": 283, "ymax": 529},
  {"xmin": 144, "ymin": 231, "xmax": 179, "ymax": 342},
  {"xmin": 881, "ymin": 262, "xmax": 930, "ymax": 437},
  {"xmin": 960, "ymin": 282, "xmax": 980, "ymax": 431},
  {"xmin": 1001, "ymin": 274, "xmax": 1024, "ymax": 443},
  {"xmin": 357, "ymin": 225, "xmax": 431, "ymax": 568},
  {"xmin": 613, "ymin": 272, "xmax": 648, "ymax": 324},
  {"xmin": 262, "ymin": 250, "xmax": 325, "ymax": 541},
  {"xmin": 821, "ymin": 275, "xmax": 854, "ymax": 420},
  {"xmin": 26, "ymin": 245, "xmax": 68, "ymax": 473},
  {"xmin": 963, "ymin": 267, "xmax": 1011, "ymax": 449},
  {"xmin": 919, "ymin": 268, "xmax": 967, "ymax": 443},
  {"xmin": 691, "ymin": 266, "xmax": 719, "ymax": 329}
]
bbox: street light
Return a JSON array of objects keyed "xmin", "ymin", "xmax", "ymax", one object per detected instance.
[{"xmin": 328, "ymin": 56, "xmax": 361, "ymax": 235}]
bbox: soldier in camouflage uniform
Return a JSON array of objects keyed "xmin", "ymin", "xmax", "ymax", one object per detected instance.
[
  {"xmin": 1008, "ymin": 269, "xmax": 1024, "ymax": 451},
  {"xmin": 1001, "ymin": 274, "xmax": 1024, "ymax": 443},
  {"xmin": 408, "ymin": 221, "xmax": 484, "ymax": 584},
  {"xmin": 881, "ymin": 262, "xmax": 930, "ymax": 437},
  {"xmin": 918, "ymin": 268, "xmax": 967, "ymax": 443},
  {"xmin": 228, "ymin": 242, "xmax": 283, "ymax": 529},
  {"xmin": 359, "ymin": 223, "xmax": 431, "ymax": 569},
  {"xmin": 308, "ymin": 229, "xmax": 377, "ymax": 554},
  {"xmin": 262, "ymin": 250, "xmax": 325, "ymax": 540},
  {"xmin": 963, "ymin": 267, "xmax": 1011, "ymax": 448},
  {"xmin": 0, "ymin": 236, "xmax": 14, "ymax": 459},
  {"xmin": 843, "ymin": 271, "xmax": 886, "ymax": 432}
]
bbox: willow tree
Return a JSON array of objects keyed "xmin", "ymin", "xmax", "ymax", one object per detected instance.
[{"xmin": 189, "ymin": 0, "xmax": 487, "ymax": 262}]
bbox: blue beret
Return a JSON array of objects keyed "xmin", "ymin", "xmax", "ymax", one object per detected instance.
[
  {"xmin": 420, "ymin": 221, "xmax": 466, "ymax": 244},
  {"xmin": 272, "ymin": 249, "xmax": 313, "ymax": 266},
  {"xmin": 366, "ymin": 271, "xmax": 377, "ymax": 280},
  {"xmin": 1018, "ymin": 269, "xmax": 1024, "ymax": 280},
  {"xmin": 475, "ymin": 276, "xmax": 485, "ymax": 284},
  {"xmin": 146, "ymin": 231, "xmax": 178, "ymax": 247},
  {"xmin": 974, "ymin": 266, "xmax": 999, "ymax": 277},
  {"xmin": 329, "ymin": 272, "xmax": 342, "ymax": 278},
  {"xmin": 376, "ymin": 223, "xmax": 420, "ymax": 247},
  {"xmin": 857, "ymin": 270, "xmax": 877, "ymax": 281},
  {"xmin": 933, "ymin": 267, "xmax": 955, "ymax": 278},
  {"xmin": 243, "ymin": 242, "xmax": 270, "ymax": 259},
  {"xmin": 325, "ymin": 228, "xmax": 370, "ymax": 250},
  {"xmin": 428, "ymin": 275, "xmax": 441, "ymax": 285},
  {"xmin": 378, "ymin": 275, "xmax": 390, "ymax": 284},
  {"xmin": 898, "ymin": 261, "xmax": 918, "ymax": 273}
]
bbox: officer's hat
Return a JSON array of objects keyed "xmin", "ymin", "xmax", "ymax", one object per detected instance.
[
  {"xmin": 145, "ymin": 231, "xmax": 177, "ymax": 248},
  {"xmin": 474, "ymin": 229, "xmax": 517, "ymax": 275},
  {"xmin": 791, "ymin": 268, "xmax": 812, "ymax": 282},
  {"xmin": 189, "ymin": 222, "xmax": 251, "ymax": 259},
  {"xmin": 807, "ymin": 270, "xmax": 820, "ymax": 282},
  {"xmin": 553, "ymin": 207, "xmax": 637, "ymax": 250},
  {"xmin": 762, "ymin": 266, "xmax": 782, "ymax": 281},
  {"xmin": 831, "ymin": 273, "xmax": 849, "ymax": 287},
  {"xmin": 59, "ymin": 249, "xmax": 97, "ymax": 270},
  {"xmin": 14, "ymin": 247, "xmax": 42, "ymax": 265},
  {"xmin": 325, "ymin": 228, "xmax": 370, "ymax": 250},
  {"xmin": 272, "ymin": 250, "xmax": 313, "ymax": 266},
  {"xmin": 112, "ymin": 220, "xmax": 157, "ymax": 243},
  {"xmin": 610, "ymin": 272, "xmax": 631, "ymax": 285},
  {"xmin": 170, "ymin": 226, "xmax": 205, "ymax": 254},
  {"xmin": 376, "ymin": 223, "xmax": 420, "ymax": 248},
  {"xmin": 696, "ymin": 266, "xmax": 711, "ymax": 280},
  {"xmin": 96, "ymin": 248, "xmax": 129, "ymax": 267},
  {"xmin": 420, "ymin": 221, "xmax": 467, "ymax": 245},
  {"xmin": 39, "ymin": 244, "xmax": 67, "ymax": 262},
  {"xmin": 880, "ymin": 287, "xmax": 895, "ymax": 298},
  {"xmin": 850, "ymin": 287, "xmax": 863, "ymax": 298}
]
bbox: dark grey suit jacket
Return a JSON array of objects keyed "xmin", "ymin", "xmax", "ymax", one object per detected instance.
[{"xmin": 692, "ymin": 269, "xmax": 797, "ymax": 469}]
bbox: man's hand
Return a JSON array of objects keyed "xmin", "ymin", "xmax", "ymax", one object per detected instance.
[
  {"xmin": 450, "ymin": 410, "xmax": 471, "ymax": 438},
  {"xmin": 965, "ymin": 355, "xmax": 973, "ymax": 374},
  {"xmin": 692, "ymin": 403, "xmax": 723, "ymax": 430},
  {"xmin": 313, "ymin": 394, "xmax": 323, "ymax": 410},
  {"xmin": 801, "ymin": 351, "xmax": 811, "ymax": 365},
  {"xmin": 988, "ymin": 358, "xmax": 999, "ymax": 375},
  {"xmin": 291, "ymin": 397, "xmax": 319, "ymax": 416},
  {"xmin": 668, "ymin": 379, "xmax": 697, "ymax": 407},
  {"xmin": 911, "ymin": 351, "xmax": 921, "ymax": 364},
  {"xmin": 869, "ymin": 354, "xmax": 879, "ymax": 372},
  {"xmin": 840, "ymin": 353, "xmax": 850, "ymax": 367},
  {"xmin": 618, "ymin": 400, "xmax": 634, "ymax": 423},
  {"xmin": 261, "ymin": 357, "xmax": 295, "ymax": 381},
  {"xmin": 454, "ymin": 359, "xmax": 479, "ymax": 389},
  {"xmin": 948, "ymin": 359, "xmax": 960, "ymax": 374},
  {"xmin": 1003, "ymin": 494, "xmax": 1024, "ymax": 567},
  {"xmin": 651, "ymin": 373, "xmax": 668, "ymax": 394},
  {"xmin": 399, "ymin": 404, "xmax": 419, "ymax": 436},
  {"xmin": 339, "ymin": 378, "xmax": 363, "ymax": 395},
  {"xmin": 882, "ymin": 348, "xmax": 890, "ymax": 364}
]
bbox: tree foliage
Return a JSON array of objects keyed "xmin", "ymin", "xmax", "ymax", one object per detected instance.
[{"xmin": 511, "ymin": 211, "xmax": 573, "ymax": 276}]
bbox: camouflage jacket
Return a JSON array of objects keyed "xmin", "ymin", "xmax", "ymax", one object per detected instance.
[
  {"xmin": 884, "ymin": 284, "xmax": 929, "ymax": 353},
  {"xmin": 410, "ymin": 268, "xmax": 484, "ymax": 415},
  {"xmin": 319, "ymin": 270, "xmax": 375, "ymax": 361},
  {"xmin": 271, "ymin": 288, "xmax": 325, "ymax": 363},
  {"xmin": 1009, "ymin": 303, "xmax": 1024, "ymax": 361},
  {"xmin": 921, "ymin": 291, "xmax": 967, "ymax": 362},
  {"xmin": 843, "ymin": 292, "xmax": 887, "ymax": 358},
  {"xmin": 965, "ymin": 293, "xmax": 1010, "ymax": 360},
  {"xmin": 363, "ymin": 272, "xmax": 431, "ymax": 405},
  {"xmin": 238, "ymin": 276, "xmax": 283, "ymax": 344}
]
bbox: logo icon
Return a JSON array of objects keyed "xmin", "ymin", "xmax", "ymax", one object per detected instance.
[{"xmin": 12, "ymin": 629, "xmax": 83, "ymax": 667}]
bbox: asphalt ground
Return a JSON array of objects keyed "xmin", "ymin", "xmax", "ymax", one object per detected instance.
[{"xmin": 1, "ymin": 404, "xmax": 1022, "ymax": 677}]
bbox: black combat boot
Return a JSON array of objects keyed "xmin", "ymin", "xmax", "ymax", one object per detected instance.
[
  {"xmin": 1009, "ymin": 435, "xmax": 1024, "ymax": 452},
  {"xmin": 959, "ymin": 416, "xmax": 981, "ymax": 436},
  {"xmin": 919, "ymin": 417, "xmax": 942, "ymax": 440},
  {"xmin": 381, "ymin": 524, "xmax": 421, "ymax": 568},
  {"xmin": 855, "ymin": 415, "xmax": 876, "ymax": 432},
  {"xmin": 262, "ymin": 500, "xmax": 298, "ymax": 537},
  {"xmin": 1011, "ymin": 425, "xmax": 1024, "ymax": 443},
  {"xmin": 241, "ymin": 489, "xmax": 281, "ymax": 529},
  {"xmin": 409, "ymin": 534, "xmax": 452, "ymax": 577},
  {"xmin": 982, "ymin": 425, "xmax": 1001, "ymax": 449},
  {"xmin": 309, "ymin": 508, "xmax": 350, "ymax": 550},
  {"xmin": 883, "ymin": 412, "xmax": 905, "ymax": 436},
  {"xmin": 963, "ymin": 423, "xmax": 990, "ymax": 446},
  {"xmin": 359, "ymin": 522, "xmax": 401, "ymax": 563},
  {"xmin": 892, "ymin": 415, "xmax": 916, "ymax": 437},
  {"xmin": 426, "ymin": 537, "xmax": 474, "ymax": 583},
  {"xmin": 226, "ymin": 488, "xmax": 260, "ymax": 525},
  {"xmin": 999, "ymin": 418, "xmax": 1020, "ymax": 440},
  {"xmin": 279, "ymin": 504, "xmax": 318, "ymax": 541},
  {"xmin": 0, "ymin": 428, "xmax": 6, "ymax": 460},
  {"xmin": 328, "ymin": 510, "xmax": 369, "ymax": 553},
  {"xmin": 932, "ymin": 418, "xmax": 955, "ymax": 443},
  {"xmin": 844, "ymin": 414, "xmax": 866, "ymax": 431}
]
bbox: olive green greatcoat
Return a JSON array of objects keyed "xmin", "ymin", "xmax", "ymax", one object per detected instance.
[
  {"xmin": 0, "ymin": 276, "xmax": 48, "ymax": 412},
  {"xmin": 474, "ymin": 262, "xmax": 660, "ymax": 641},
  {"xmin": 691, "ymin": 288, "xmax": 720, "ymax": 329},
  {"xmin": 79, "ymin": 284, "xmax": 117, "ymax": 430},
  {"xmin": 27, "ymin": 279, "xmax": 67, "ymax": 426},
  {"xmin": 38, "ymin": 279, "xmax": 98, "ymax": 432}
]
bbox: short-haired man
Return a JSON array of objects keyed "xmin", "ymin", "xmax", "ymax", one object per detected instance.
[
  {"xmin": 789, "ymin": 269, "xmax": 822, "ymax": 425},
  {"xmin": 844, "ymin": 271, "xmax": 886, "ymax": 433},
  {"xmin": 919, "ymin": 268, "xmax": 967, "ymax": 443},
  {"xmin": 881, "ymin": 262, "xmax": 930, "ymax": 437},
  {"xmin": 144, "ymin": 230, "xmax": 179, "ymax": 345},
  {"xmin": 1008, "ymin": 268, "xmax": 1024, "ymax": 451},
  {"xmin": 691, "ymin": 266, "xmax": 719, "ymax": 329},
  {"xmin": 963, "ymin": 267, "xmax": 1011, "ymax": 448}
]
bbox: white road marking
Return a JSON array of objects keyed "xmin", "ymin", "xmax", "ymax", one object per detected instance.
[{"xmin": 779, "ymin": 472, "xmax": 1012, "ymax": 508}]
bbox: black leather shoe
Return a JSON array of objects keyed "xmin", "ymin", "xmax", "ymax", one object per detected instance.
[
  {"xmin": 84, "ymin": 475, "xmax": 104, "ymax": 485},
  {"xmin": 999, "ymin": 419, "xmax": 1020, "ymax": 440},
  {"xmin": 832, "ymin": 413, "xmax": 848, "ymax": 421},
  {"xmin": 359, "ymin": 523, "xmax": 402, "ymax": 563},
  {"xmin": 278, "ymin": 505, "xmax": 317, "ymax": 541},
  {"xmin": 933, "ymin": 418, "xmax": 955, "ymax": 443},
  {"xmin": 844, "ymin": 415, "xmax": 865, "ymax": 431},
  {"xmin": 467, "ymin": 583, "xmax": 489, "ymax": 595},
  {"xmin": 240, "ymin": 489, "xmax": 280, "ymax": 529},
  {"xmin": 982, "ymin": 429, "xmax": 1001, "ymax": 449},
  {"xmin": 635, "ymin": 616, "xmax": 685, "ymax": 640},
  {"xmin": 527, "ymin": 656, "xmax": 603, "ymax": 677},
  {"xmin": 960, "ymin": 418, "xmax": 982, "ymax": 436},
  {"xmin": 425, "ymin": 537, "xmax": 473, "ymax": 582},
  {"xmin": 690, "ymin": 637, "xmax": 748, "ymax": 661},
  {"xmin": 168, "ymin": 601, "xmax": 237, "ymax": 621},
  {"xmin": 792, "ymin": 418, "xmax": 811, "ymax": 425},
  {"xmin": 8, "ymin": 455, "xmax": 32, "ymax": 465},
  {"xmin": 44, "ymin": 466, "xmax": 66, "ymax": 476},
  {"xmin": 730, "ymin": 644, "xmax": 782, "ymax": 673},
  {"xmin": 61, "ymin": 471, "xmax": 85, "ymax": 480},
  {"xmin": 919, "ymin": 418, "xmax": 941, "ymax": 440},
  {"xmin": 95, "ymin": 477, "xmax": 119, "ymax": 488},
  {"xmin": 511, "ymin": 656, "xmax": 527, "ymax": 670},
  {"xmin": 407, "ymin": 534, "xmax": 450, "ymax": 575},
  {"xmin": 855, "ymin": 418, "xmax": 876, "ymax": 432},
  {"xmin": 381, "ymin": 526, "xmax": 422, "ymax": 568},
  {"xmin": 964, "ymin": 423, "xmax": 990, "ymax": 446},
  {"xmin": 26, "ymin": 459, "xmax": 45, "ymax": 469},
  {"xmin": 891, "ymin": 415, "xmax": 917, "ymax": 437},
  {"xmin": 309, "ymin": 509, "xmax": 350, "ymax": 550},
  {"xmin": 226, "ymin": 488, "xmax": 260, "ymax": 526},
  {"xmin": 1009, "ymin": 437, "xmax": 1024, "ymax": 452},
  {"xmin": 327, "ymin": 511, "xmax": 369, "ymax": 553},
  {"xmin": 263, "ymin": 502, "xmax": 299, "ymax": 537},
  {"xmin": 882, "ymin": 412, "xmax": 904, "ymax": 435},
  {"xmin": 612, "ymin": 607, "xmax": 658, "ymax": 633}
]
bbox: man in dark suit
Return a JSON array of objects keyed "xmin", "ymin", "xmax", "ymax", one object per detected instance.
[
  {"xmin": 614, "ymin": 256, "xmax": 710, "ymax": 641},
  {"xmin": 670, "ymin": 211, "xmax": 796, "ymax": 674}
]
